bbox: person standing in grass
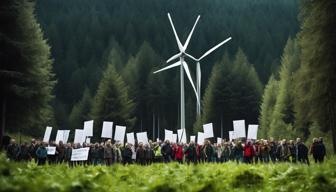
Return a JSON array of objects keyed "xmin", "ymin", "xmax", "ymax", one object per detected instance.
[
  {"xmin": 122, "ymin": 143, "xmax": 133, "ymax": 165},
  {"xmin": 288, "ymin": 140, "xmax": 297, "ymax": 163},
  {"xmin": 175, "ymin": 143, "xmax": 184, "ymax": 164},
  {"xmin": 277, "ymin": 139, "xmax": 290, "ymax": 162},
  {"xmin": 296, "ymin": 138, "xmax": 309, "ymax": 165},
  {"xmin": 104, "ymin": 140, "xmax": 114, "ymax": 166},
  {"xmin": 18, "ymin": 142, "xmax": 31, "ymax": 162},
  {"xmin": 269, "ymin": 138, "xmax": 278, "ymax": 163},
  {"xmin": 222, "ymin": 142, "xmax": 231, "ymax": 162},
  {"xmin": 144, "ymin": 143, "xmax": 154, "ymax": 165},
  {"xmin": 6, "ymin": 139, "xmax": 20, "ymax": 161},
  {"xmin": 136, "ymin": 142, "xmax": 146, "ymax": 165},
  {"xmin": 57, "ymin": 141, "xmax": 66, "ymax": 164},
  {"xmin": 233, "ymin": 141, "xmax": 244, "ymax": 164},
  {"xmin": 90, "ymin": 143, "xmax": 100, "ymax": 165},
  {"xmin": 317, "ymin": 137, "xmax": 326, "ymax": 163},
  {"xmin": 28, "ymin": 139, "xmax": 38, "ymax": 163},
  {"xmin": 65, "ymin": 143, "xmax": 73, "ymax": 167},
  {"xmin": 36, "ymin": 142, "xmax": 48, "ymax": 165},
  {"xmin": 260, "ymin": 140, "xmax": 270, "ymax": 163},
  {"xmin": 161, "ymin": 140, "xmax": 172, "ymax": 163},
  {"xmin": 216, "ymin": 143, "xmax": 223, "ymax": 163},
  {"xmin": 185, "ymin": 141, "xmax": 197, "ymax": 164},
  {"xmin": 310, "ymin": 137, "xmax": 326, "ymax": 163},
  {"xmin": 243, "ymin": 141, "xmax": 254, "ymax": 164},
  {"xmin": 153, "ymin": 143, "xmax": 163, "ymax": 163}
]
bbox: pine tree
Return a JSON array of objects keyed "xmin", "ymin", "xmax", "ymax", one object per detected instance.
[
  {"xmin": 69, "ymin": 87, "xmax": 93, "ymax": 130},
  {"xmin": 269, "ymin": 38, "xmax": 300, "ymax": 139},
  {"xmin": 0, "ymin": 0, "xmax": 55, "ymax": 142},
  {"xmin": 90, "ymin": 63, "xmax": 135, "ymax": 138},
  {"xmin": 122, "ymin": 42, "xmax": 162, "ymax": 133},
  {"xmin": 294, "ymin": 0, "xmax": 336, "ymax": 153},
  {"xmin": 259, "ymin": 75, "xmax": 279, "ymax": 139},
  {"xmin": 200, "ymin": 50, "xmax": 262, "ymax": 139}
]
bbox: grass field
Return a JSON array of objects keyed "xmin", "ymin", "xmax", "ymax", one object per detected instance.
[{"xmin": 1, "ymin": 154, "xmax": 336, "ymax": 192}]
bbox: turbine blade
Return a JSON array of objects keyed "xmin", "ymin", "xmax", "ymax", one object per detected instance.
[
  {"xmin": 199, "ymin": 37, "xmax": 232, "ymax": 61},
  {"xmin": 185, "ymin": 52, "xmax": 197, "ymax": 61},
  {"xmin": 182, "ymin": 61, "xmax": 199, "ymax": 103},
  {"xmin": 153, "ymin": 61, "xmax": 181, "ymax": 74},
  {"xmin": 166, "ymin": 53, "xmax": 181, "ymax": 63},
  {"xmin": 183, "ymin": 15, "xmax": 200, "ymax": 51},
  {"xmin": 168, "ymin": 13, "xmax": 183, "ymax": 51}
]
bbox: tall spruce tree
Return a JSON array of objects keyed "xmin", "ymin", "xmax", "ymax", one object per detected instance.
[
  {"xmin": 200, "ymin": 50, "xmax": 262, "ymax": 139},
  {"xmin": 269, "ymin": 38, "xmax": 300, "ymax": 139},
  {"xmin": 0, "ymin": 0, "xmax": 55, "ymax": 143},
  {"xmin": 122, "ymin": 42, "xmax": 162, "ymax": 133},
  {"xmin": 68, "ymin": 87, "xmax": 92, "ymax": 130},
  {"xmin": 294, "ymin": 0, "xmax": 336, "ymax": 152},
  {"xmin": 259, "ymin": 75, "xmax": 279, "ymax": 138},
  {"xmin": 90, "ymin": 63, "xmax": 135, "ymax": 138}
]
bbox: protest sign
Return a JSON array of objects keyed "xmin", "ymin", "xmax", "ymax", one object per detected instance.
[
  {"xmin": 247, "ymin": 124, "xmax": 259, "ymax": 140},
  {"xmin": 190, "ymin": 136, "xmax": 196, "ymax": 142},
  {"xmin": 101, "ymin": 121, "xmax": 113, "ymax": 138},
  {"xmin": 136, "ymin": 132, "xmax": 149, "ymax": 145},
  {"xmin": 229, "ymin": 131, "xmax": 235, "ymax": 141},
  {"xmin": 84, "ymin": 120, "xmax": 94, "ymax": 137},
  {"xmin": 197, "ymin": 132, "xmax": 205, "ymax": 145},
  {"xmin": 46, "ymin": 146, "xmax": 56, "ymax": 155},
  {"xmin": 71, "ymin": 147, "xmax": 90, "ymax": 161},
  {"xmin": 233, "ymin": 120, "xmax": 246, "ymax": 138},
  {"xmin": 203, "ymin": 123, "xmax": 214, "ymax": 138},
  {"xmin": 126, "ymin": 132, "xmax": 135, "ymax": 145},
  {"xmin": 217, "ymin": 137, "xmax": 222, "ymax": 144},
  {"xmin": 74, "ymin": 129, "xmax": 85, "ymax": 144},
  {"xmin": 114, "ymin": 125, "xmax": 126, "ymax": 143},
  {"xmin": 43, "ymin": 126, "xmax": 52, "ymax": 143},
  {"xmin": 164, "ymin": 129, "xmax": 173, "ymax": 142},
  {"xmin": 172, "ymin": 134, "xmax": 177, "ymax": 143}
]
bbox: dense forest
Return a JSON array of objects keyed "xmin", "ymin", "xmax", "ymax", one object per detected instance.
[
  {"xmin": 35, "ymin": 0, "xmax": 298, "ymax": 138},
  {"xmin": 1, "ymin": 0, "xmax": 335, "ymax": 152}
]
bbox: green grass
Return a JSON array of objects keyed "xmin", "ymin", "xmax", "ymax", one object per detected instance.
[{"xmin": 1, "ymin": 154, "xmax": 336, "ymax": 192}]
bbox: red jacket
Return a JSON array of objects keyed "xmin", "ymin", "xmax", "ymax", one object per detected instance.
[
  {"xmin": 243, "ymin": 144, "xmax": 255, "ymax": 157},
  {"xmin": 175, "ymin": 145, "xmax": 184, "ymax": 160}
]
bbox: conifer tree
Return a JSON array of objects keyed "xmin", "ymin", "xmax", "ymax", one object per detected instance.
[
  {"xmin": 294, "ymin": 0, "xmax": 336, "ymax": 152},
  {"xmin": 200, "ymin": 50, "xmax": 262, "ymax": 138},
  {"xmin": 259, "ymin": 75, "xmax": 279, "ymax": 138},
  {"xmin": 269, "ymin": 38, "xmax": 300, "ymax": 139},
  {"xmin": 0, "ymin": 0, "xmax": 55, "ymax": 142},
  {"xmin": 69, "ymin": 87, "xmax": 93, "ymax": 130},
  {"xmin": 90, "ymin": 63, "xmax": 135, "ymax": 137}
]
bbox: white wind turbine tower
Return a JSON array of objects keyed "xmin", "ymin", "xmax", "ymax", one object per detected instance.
[
  {"xmin": 186, "ymin": 37, "xmax": 232, "ymax": 115},
  {"xmin": 153, "ymin": 13, "xmax": 200, "ymax": 130}
]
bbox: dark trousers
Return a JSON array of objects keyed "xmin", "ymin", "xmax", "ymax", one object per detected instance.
[
  {"xmin": 163, "ymin": 155, "xmax": 171, "ymax": 163},
  {"xmin": 37, "ymin": 158, "xmax": 46, "ymax": 165},
  {"xmin": 244, "ymin": 156, "xmax": 252, "ymax": 164}
]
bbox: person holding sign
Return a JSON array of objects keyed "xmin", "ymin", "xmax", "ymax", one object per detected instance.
[{"xmin": 122, "ymin": 143, "xmax": 133, "ymax": 165}]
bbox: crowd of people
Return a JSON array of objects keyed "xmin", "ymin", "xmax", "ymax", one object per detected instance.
[{"xmin": 4, "ymin": 137, "xmax": 326, "ymax": 166}]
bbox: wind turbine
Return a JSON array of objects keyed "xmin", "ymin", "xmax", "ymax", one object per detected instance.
[
  {"xmin": 153, "ymin": 13, "xmax": 200, "ymax": 130},
  {"xmin": 185, "ymin": 37, "xmax": 232, "ymax": 115}
]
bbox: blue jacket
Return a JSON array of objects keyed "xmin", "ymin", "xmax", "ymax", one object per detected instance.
[{"xmin": 36, "ymin": 147, "xmax": 48, "ymax": 159}]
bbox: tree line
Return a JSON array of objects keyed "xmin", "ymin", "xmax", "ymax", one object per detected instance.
[{"xmin": 2, "ymin": 0, "xmax": 336, "ymax": 153}]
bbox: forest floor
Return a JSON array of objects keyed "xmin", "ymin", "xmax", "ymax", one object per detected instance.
[{"xmin": 0, "ymin": 154, "xmax": 335, "ymax": 192}]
